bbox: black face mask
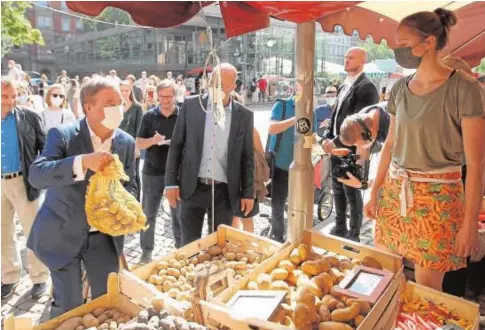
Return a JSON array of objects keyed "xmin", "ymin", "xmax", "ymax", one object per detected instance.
[{"xmin": 394, "ymin": 46, "xmax": 423, "ymax": 69}]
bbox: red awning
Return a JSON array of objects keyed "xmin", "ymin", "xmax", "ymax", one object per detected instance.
[
  {"xmin": 66, "ymin": 1, "xmax": 485, "ymax": 66},
  {"xmin": 187, "ymin": 66, "xmax": 213, "ymax": 76}
]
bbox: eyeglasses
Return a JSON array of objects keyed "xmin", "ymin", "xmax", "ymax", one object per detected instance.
[{"xmin": 52, "ymin": 94, "xmax": 65, "ymax": 99}]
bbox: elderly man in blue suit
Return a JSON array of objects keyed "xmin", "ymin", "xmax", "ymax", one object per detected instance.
[{"xmin": 28, "ymin": 78, "xmax": 137, "ymax": 318}]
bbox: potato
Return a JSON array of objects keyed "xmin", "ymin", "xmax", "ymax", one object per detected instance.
[
  {"xmin": 190, "ymin": 257, "xmax": 198, "ymax": 265},
  {"xmin": 235, "ymin": 253, "xmax": 245, "ymax": 261},
  {"xmin": 318, "ymin": 322, "xmax": 353, "ymax": 330},
  {"xmin": 97, "ymin": 324, "xmax": 109, "ymax": 330},
  {"xmin": 235, "ymin": 269, "xmax": 246, "ymax": 276},
  {"xmin": 329, "ymin": 286, "xmax": 348, "ymax": 301},
  {"xmin": 197, "ymin": 252, "xmax": 211, "ymax": 263},
  {"xmin": 318, "ymin": 304, "xmax": 331, "ymax": 322},
  {"xmin": 301, "ymin": 261, "xmax": 321, "ymax": 276},
  {"xmin": 294, "ymin": 304, "xmax": 311, "ymax": 330},
  {"xmin": 290, "ymin": 248, "xmax": 302, "ymax": 265},
  {"xmin": 297, "ymin": 244, "xmax": 310, "ymax": 262},
  {"xmin": 257, "ymin": 273, "xmax": 272, "ymax": 289},
  {"xmin": 283, "ymin": 316, "xmax": 295, "ymax": 327},
  {"xmin": 156, "ymin": 261, "xmax": 169, "ymax": 270},
  {"xmin": 331, "ymin": 302, "xmax": 360, "ymax": 323},
  {"xmin": 92, "ymin": 308, "xmax": 107, "ymax": 318},
  {"xmin": 315, "ymin": 259, "xmax": 330, "ymax": 273},
  {"xmin": 351, "ymin": 259, "xmax": 363, "ymax": 267},
  {"xmin": 354, "ymin": 315, "xmax": 365, "ymax": 327},
  {"xmin": 234, "ymin": 262, "xmax": 247, "ymax": 270},
  {"xmin": 270, "ymin": 280, "xmax": 289, "ymax": 291},
  {"xmin": 240, "ymin": 257, "xmax": 249, "ymax": 264},
  {"xmin": 281, "ymin": 303, "xmax": 294, "ymax": 317},
  {"xmin": 225, "ymin": 252, "xmax": 236, "ymax": 261},
  {"xmin": 178, "ymin": 275, "xmax": 187, "ymax": 283},
  {"xmin": 167, "ymin": 268, "xmax": 181, "ymax": 278},
  {"xmin": 176, "ymin": 252, "xmax": 187, "ymax": 260},
  {"xmin": 362, "ymin": 256, "xmax": 383, "ymax": 270},
  {"xmin": 81, "ymin": 314, "xmax": 99, "ymax": 328},
  {"xmin": 296, "ymin": 275, "xmax": 311, "ymax": 288},
  {"xmin": 208, "ymin": 246, "xmax": 222, "ymax": 256},
  {"xmin": 285, "ymin": 271, "xmax": 298, "ymax": 287},
  {"xmin": 321, "ymin": 295, "xmax": 339, "ymax": 311},
  {"xmin": 96, "ymin": 313, "xmax": 110, "ymax": 324},
  {"xmin": 111, "ymin": 311, "xmax": 121, "ymax": 320},
  {"xmin": 75, "ymin": 326, "xmax": 84, "ymax": 330},
  {"xmin": 176, "ymin": 292, "xmax": 190, "ymax": 301},
  {"xmin": 277, "ymin": 260, "xmax": 295, "ymax": 273},
  {"xmin": 108, "ymin": 321, "xmax": 117, "ymax": 330},
  {"xmin": 305, "ymin": 282, "xmax": 323, "ymax": 298},
  {"xmin": 312, "ymin": 273, "xmax": 333, "ymax": 295},
  {"xmin": 272, "ymin": 308, "xmax": 287, "ymax": 324},
  {"xmin": 247, "ymin": 281, "xmax": 258, "ymax": 290},
  {"xmin": 329, "ymin": 268, "xmax": 345, "ymax": 284},
  {"xmin": 271, "ymin": 268, "xmax": 289, "ymax": 281},
  {"xmin": 168, "ymin": 288, "xmax": 180, "ymax": 298},
  {"xmin": 346, "ymin": 299, "xmax": 371, "ymax": 316},
  {"xmin": 162, "ymin": 281, "xmax": 173, "ymax": 292},
  {"xmin": 181, "ymin": 284, "xmax": 192, "ymax": 291},
  {"xmin": 186, "ymin": 272, "xmax": 195, "ymax": 282},
  {"xmin": 158, "ymin": 269, "xmax": 168, "ymax": 276},
  {"xmin": 323, "ymin": 256, "xmax": 339, "ymax": 268},
  {"xmin": 338, "ymin": 260, "xmax": 352, "ymax": 272},
  {"xmin": 165, "ymin": 275, "xmax": 177, "ymax": 283}
]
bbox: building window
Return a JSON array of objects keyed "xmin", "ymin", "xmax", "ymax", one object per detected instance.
[
  {"xmin": 76, "ymin": 18, "xmax": 83, "ymax": 30},
  {"xmin": 37, "ymin": 1, "xmax": 49, "ymax": 6},
  {"xmin": 61, "ymin": 17, "xmax": 70, "ymax": 32},
  {"xmin": 37, "ymin": 15, "xmax": 52, "ymax": 28},
  {"xmin": 61, "ymin": 1, "xmax": 68, "ymax": 10}
]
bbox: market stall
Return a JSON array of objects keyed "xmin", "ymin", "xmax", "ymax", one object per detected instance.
[{"xmin": 8, "ymin": 1, "xmax": 481, "ymax": 330}]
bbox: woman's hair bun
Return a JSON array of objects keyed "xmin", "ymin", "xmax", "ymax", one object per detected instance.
[{"xmin": 434, "ymin": 8, "xmax": 458, "ymax": 29}]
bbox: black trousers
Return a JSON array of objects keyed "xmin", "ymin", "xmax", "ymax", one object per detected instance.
[
  {"xmin": 330, "ymin": 155, "xmax": 363, "ymax": 235},
  {"xmin": 270, "ymin": 167, "xmax": 289, "ymax": 242},
  {"xmin": 180, "ymin": 182, "xmax": 233, "ymax": 245}
]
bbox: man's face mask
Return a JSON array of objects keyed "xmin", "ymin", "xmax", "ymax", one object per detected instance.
[{"xmin": 326, "ymin": 96, "xmax": 337, "ymax": 106}]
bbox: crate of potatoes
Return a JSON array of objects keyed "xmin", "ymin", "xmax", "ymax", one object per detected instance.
[
  {"xmin": 132, "ymin": 225, "xmax": 283, "ymax": 321},
  {"xmin": 204, "ymin": 229, "xmax": 404, "ymax": 330}
]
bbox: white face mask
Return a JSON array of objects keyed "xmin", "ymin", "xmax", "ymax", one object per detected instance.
[
  {"xmin": 326, "ymin": 97, "xmax": 337, "ymax": 106},
  {"xmin": 101, "ymin": 105, "xmax": 123, "ymax": 130},
  {"xmin": 51, "ymin": 96, "xmax": 64, "ymax": 107},
  {"xmin": 17, "ymin": 95, "xmax": 29, "ymax": 104}
]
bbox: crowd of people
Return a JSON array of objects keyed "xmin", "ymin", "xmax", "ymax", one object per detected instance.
[{"xmin": 1, "ymin": 7, "xmax": 485, "ymax": 322}]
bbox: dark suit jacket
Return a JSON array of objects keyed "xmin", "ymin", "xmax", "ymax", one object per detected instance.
[
  {"xmin": 27, "ymin": 119, "xmax": 137, "ymax": 270},
  {"xmin": 13, "ymin": 107, "xmax": 46, "ymax": 201},
  {"xmin": 325, "ymin": 73, "xmax": 379, "ymax": 147},
  {"xmin": 165, "ymin": 95, "xmax": 254, "ymax": 210}
]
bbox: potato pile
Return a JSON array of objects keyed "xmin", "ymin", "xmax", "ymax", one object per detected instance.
[
  {"xmin": 55, "ymin": 308, "xmax": 134, "ymax": 330},
  {"xmin": 147, "ymin": 244, "xmax": 265, "ymax": 302},
  {"xmin": 244, "ymin": 244, "xmax": 384, "ymax": 330},
  {"xmin": 86, "ymin": 154, "xmax": 147, "ymax": 236},
  {"xmin": 120, "ymin": 308, "xmax": 208, "ymax": 330}
]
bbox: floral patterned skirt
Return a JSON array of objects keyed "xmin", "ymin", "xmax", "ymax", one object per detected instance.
[{"xmin": 375, "ymin": 168, "xmax": 466, "ymax": 272}]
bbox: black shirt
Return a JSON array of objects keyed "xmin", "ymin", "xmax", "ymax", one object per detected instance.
[
  {"xmin": 119, "ymin": 103, "xmax": 143, "ymax": 139},
  {"xmin": 137, "ymin": 106, "xmax": 178, "ymax": 176}
]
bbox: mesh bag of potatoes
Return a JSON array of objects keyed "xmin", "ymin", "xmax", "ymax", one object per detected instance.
[{"xmin": 85, "ymin": 154, "xmax": 147, "ymax": 236}]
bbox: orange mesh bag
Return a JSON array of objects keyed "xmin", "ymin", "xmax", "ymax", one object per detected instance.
[{"xmin": 85, "ymin": 154, "xmax": 147, "ymax": 236}]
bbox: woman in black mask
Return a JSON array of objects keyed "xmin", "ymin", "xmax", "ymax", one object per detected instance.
[{"xmin": 365, "ymin": 8, "xmax": 485, "ymax": 292}]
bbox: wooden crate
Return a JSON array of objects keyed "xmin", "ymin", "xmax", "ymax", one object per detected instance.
[
  {"xmin": 133, "ymin": 225, "xmax": 282, "ymax": 292},
  {"xmin": 207, "ymin": 229, "xmax": 404, "ymax": 330},
  {"xmin": 402, "ymin": 281, "xmax": 480, "ymax": 330},
  {"xmin": 4, "ymin": 271, "xmax": 146, "ymax": 330}
]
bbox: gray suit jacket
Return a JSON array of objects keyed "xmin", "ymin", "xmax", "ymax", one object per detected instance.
[
  {"xmin": 27, "ymin": 119, "xmax": 137, "ymax": 270},
  {"xmin": 165, "ymin": 95, "xmax": 254, "ymax": 210}
]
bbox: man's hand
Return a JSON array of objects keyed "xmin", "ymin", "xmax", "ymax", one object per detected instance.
[
  {"xmin": 337, "ymin": 172, "xmax": 362, "ymax": 189},
  {"xmin": 241, "ymin": 198, "xmax": 255, "ymax": 217},
  {"xmin": 152, "ymin": 132, "xmax": 165, "ymax": 146},
  {"xmin": 166, "ymin": 188, "xmax": 181, "ymax": 208},
  {"xmin": 82, "ymin": 152, "xmax": 113, "ymax": 172},
  {"xmin": 135, "ymin": 148, "xmax": 141, "ymax": 159},
  {"xmin": 331, "ymin": 148, "xmax": 351, "ymax": 157},
  {"xmin": 322, "ymin": 139, "xmax": 335, "ymax": 154}
]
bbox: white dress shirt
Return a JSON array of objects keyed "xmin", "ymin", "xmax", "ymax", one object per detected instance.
[
  {"xmin": 73, "ymin": 120, "xmax": 116, "ymax": 232},
  {"xmin": 333, "ymin": 70, "xmax": 364, "ymax": 136}
]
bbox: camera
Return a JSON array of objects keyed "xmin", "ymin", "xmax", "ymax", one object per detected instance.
[{"xmin": 332, "ymin": 153, "xmax": 365, "ymax": 182}]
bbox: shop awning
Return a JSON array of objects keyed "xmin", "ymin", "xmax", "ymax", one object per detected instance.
[{"xmin": 66, "ymin": 1, "xmax": 484, "ymax": 66}]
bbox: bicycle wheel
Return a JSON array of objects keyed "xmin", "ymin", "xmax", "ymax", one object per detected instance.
[
  {"xmin": 317, "ymin": 193, "xmax": 333, "ymax": 221},
  {"xmin": 260, "ymin": 225, "xmax": 272, "ymax": 238}
]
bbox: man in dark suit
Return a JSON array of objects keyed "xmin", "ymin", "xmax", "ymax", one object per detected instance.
[
  {"xmin": 322, "ymin": 47, "xmax": 379, "ymax": 242},
  {"xmin": 1, "ymin": 79, "xmax": 49, "ymax": 300},
  {"xmin": 165, "ymin": 63, "xmax": 254, "ymax": 245},
  {"xmin": 28, "ymin": 78, "xmax": 137, "ymax": 317}
]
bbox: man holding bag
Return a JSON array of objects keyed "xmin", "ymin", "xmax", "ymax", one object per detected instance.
[{"xmin": 28, "ymin": 78, "xmax": 137, "ymax": 317}]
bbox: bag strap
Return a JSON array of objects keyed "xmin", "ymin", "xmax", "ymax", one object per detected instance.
[{"xmin": 265, "ymin": 99, "xmax": 288, "ymax": 153}]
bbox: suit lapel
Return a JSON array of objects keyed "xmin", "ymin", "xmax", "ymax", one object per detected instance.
[
  {"xmin": 111, "ymin": 130, "xmax": 121, "ymax": 155},
  {"xmin": 228, "ymin": 102, "xmax": 241, "ymax": 162},
  {"xmin": 14, "ymin": 109, "xmax": 25, "ymax": 157},
  {"xmin": 197, "ymin": 95, "xmax": 209, "ymax": 153},
  {"xmin": 79, "ymin": 119, "xmax": 95, "ymax": 154}
]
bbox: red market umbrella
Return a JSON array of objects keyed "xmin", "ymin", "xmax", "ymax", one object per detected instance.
[
  {"xmin": 67, "ymin": 1, "xmax": 484, "ymax": 66},
  {"xmin": 187, "ymin": 66, "xmax": 213, "ymax": 76}
]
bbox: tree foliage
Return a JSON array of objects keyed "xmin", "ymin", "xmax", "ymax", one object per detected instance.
[
  {"xmin": 363, "ymin": 39, "xmax": 394, "ymax": 62},
  {"xmin": 474, "ymin": 58, "xmax": 485, "ymax": 73},
  {"xmin": 84, "ymin": 7, "xmax": 132, "ymax": 31},
  {"xmin": 1, "ymin": 1, "xmax": 44, "ymax": 57}
]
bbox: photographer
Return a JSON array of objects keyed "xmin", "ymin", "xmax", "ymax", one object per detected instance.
[{"xmin": 334, "ymin": 102, "xmax": 390, "ymax": 190}]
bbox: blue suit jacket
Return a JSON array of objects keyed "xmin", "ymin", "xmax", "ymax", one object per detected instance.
[{"xmin": 27, "ymin": 119, "xmax": 137, "ymax": 270}]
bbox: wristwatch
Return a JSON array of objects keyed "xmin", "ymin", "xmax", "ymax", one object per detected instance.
[{"xmin": 360, "ymin": 181, "xmax": 369, "ymax": 190}]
